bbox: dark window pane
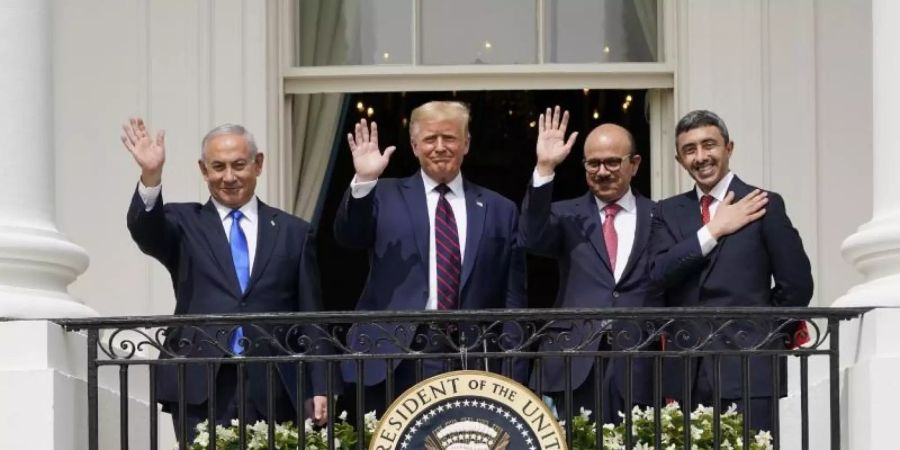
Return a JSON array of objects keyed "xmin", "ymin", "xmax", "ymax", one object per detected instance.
[{"xmin": 309, "ymin": 90, "xmax": 651, "ymax": 310}]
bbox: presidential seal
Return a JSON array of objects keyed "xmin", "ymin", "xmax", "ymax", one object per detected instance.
[{"xmin": 369, "ymin": 370, "xmax": 566, "ymax": 450}]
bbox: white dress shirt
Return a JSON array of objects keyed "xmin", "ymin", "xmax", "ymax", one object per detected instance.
[
  {"xmin": 349, "ymin": 171, "xmax": 468, "ymax": 310},
  {"xmin": 138, "ymin": 182, "xmax": 259, "ymax": 272},
  {"xmin": 695, "ymin": 171, "xmax": 735, "ymax": 256},
  {"xmin": 595, "ymin": 190, "xmax": 636, "ymax": 282},
  {"xmin": 532, "ymin": 169, "xmax": 637, "ymax": 282}
]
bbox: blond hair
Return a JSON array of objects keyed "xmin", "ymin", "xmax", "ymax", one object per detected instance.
[{"xmin": 409, "ymin": 101, "xmax": 471, "ymax": 141}]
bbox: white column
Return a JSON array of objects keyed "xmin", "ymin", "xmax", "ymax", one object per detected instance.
[
  {"xmin": 835, "ymin": 0, "xmax": 900, "ymax": 308},
  {"xmin": 0, "ymin": 0, "xmax": 94, "ymax": 317},
  {"xmin": 836, "ymin": 1, "xmax": 900, "ymax": 449}
]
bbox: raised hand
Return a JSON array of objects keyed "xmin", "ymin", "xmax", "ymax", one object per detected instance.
[
  {"xmin": 121, "ymin": 117, "xmax": 166, "ymax": 187},
  {"xmin": 347, "ymin": 119, "xmax": 396, "ymax": 183},
  {"xmin": 707, "ymin": 190, "xmax": 769, "ymax": 239},
  {"xmin": 536, "ymin": 106, "xmax": 578, "ymax": 177}
]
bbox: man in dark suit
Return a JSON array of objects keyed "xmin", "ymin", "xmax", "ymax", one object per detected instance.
[
  {"xmin": 649, "ymin": 110, "xmax": 813, "ymax": 431},
  {"xmin": 521, "ymin": 107, "xmax": 661, "ymax": 424},
  {"xmin": 122, "ymin": 119, "xmax": 328, "ymax": 442},
  {"xmin": 333, "ymin": 101, "xmax": 526, "ymax": 415}
]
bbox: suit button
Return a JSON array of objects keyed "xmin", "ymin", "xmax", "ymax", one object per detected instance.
[
  {"xmin": 612, "ymin": 291, "xmax": 620, "ymax": 299},
  {"xmin": 240, "ymin": 301, "xmax": 247, "ymax": 307}
]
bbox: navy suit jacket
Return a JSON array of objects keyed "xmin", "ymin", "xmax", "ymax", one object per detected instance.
[
  {"xmin": 127, "ymin": 187, "xmax": 329, "ymax": 406},
  {"xmin": 649, "ymin": 176, "xmax": 813, "ymax": 399},
  {"xmin": 333, "ymin": 173, "xmax": 527, "ymax": 386},
  {"xmin": 521, "ymin": 182, "xmax": 662, "ymax": 403}
]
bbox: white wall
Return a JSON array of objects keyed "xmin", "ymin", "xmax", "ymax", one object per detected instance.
[
  {"xmin": 52, "ymin": 0, "xmax": 273, "ymax": 316},
  {"xmin": 676, "ymin": 0, "xmax": 871, "ymax": 307}
]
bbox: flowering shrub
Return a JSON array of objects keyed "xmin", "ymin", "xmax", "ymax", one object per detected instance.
[
  {"xmin": 185, "ymin": 411, "xmax": 377, "ymax": 450},
  {"xmin": 186, "ymin": 403, "xmax": 771, "ymax": 450},
  {"xmin": 568, "ymin": 402, "xmax": 773, "ymax": 450}
]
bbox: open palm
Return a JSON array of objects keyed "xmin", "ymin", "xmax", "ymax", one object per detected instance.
[
  {"xmin": 536, "ymin": 106, "xmax": 578, "ymax": 169},
  {"xmin": 122, "ymin": 117, "xmax": 165, "ymax": 174},
  {"xmin": 347, "ymin": 119, "xmax": 395, "ymax": 182}
]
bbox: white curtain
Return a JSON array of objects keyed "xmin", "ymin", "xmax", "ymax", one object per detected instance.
[
  {"xmin": 291, "ymin": 0, "xmax": 359, "ymax": 221},
  {"xmin": 632, "ymin": 0, "xmax": 659, "ymax": 61},
  {"xmin": 630, "ymin": 0, "xmax": 659, "ymax": 122}
]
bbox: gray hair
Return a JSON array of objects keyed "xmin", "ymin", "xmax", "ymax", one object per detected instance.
[
  {"xmin": 675, "ymin": 110, "xmax": 730, "ymax": 148},
  {"xmin": 200, "ymin": 124, "xmax": 258, "ymax": 160}
]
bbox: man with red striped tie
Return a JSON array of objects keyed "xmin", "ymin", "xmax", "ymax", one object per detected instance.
[
  {"xmin": 334, "ymin": 101, "xmax": 526, "ymax": 417},
  {"xmin": 649, "ymin": 110, "xmax": 813, "ymax": 432}
]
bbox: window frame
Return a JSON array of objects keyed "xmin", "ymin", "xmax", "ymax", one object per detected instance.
[{"xmin": 267, "ymin": 0, "xmax": 679, "ymax": 209}]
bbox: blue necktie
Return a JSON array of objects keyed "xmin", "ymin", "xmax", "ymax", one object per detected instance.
[{"xmin": 229, "ymin": 209, "xmax": 249, "ymax": 354}]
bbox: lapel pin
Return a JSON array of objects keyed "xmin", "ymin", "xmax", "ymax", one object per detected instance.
[
  {"xmin": 270, "ymin": 219, "xmax": 276, "ymax": 226},
  {"xmin": 476, "ymin": 201, "xmax": 484, "ymax": 208}
]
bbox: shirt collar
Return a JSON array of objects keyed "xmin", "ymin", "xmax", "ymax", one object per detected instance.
[
  {"xmin": 695, "ymin": 171, "xmax": 734, "ymax": 202},
  {"xmin": 211, "ymin": 196, "xmax": 259, "ymax": 224},
  {"xmin": 421, "ymin": 170, "xmax": 464, "ymax": 197},
  {"xmin": 595, "ymin": 188, "xmax": 636, "ymax": 213}
]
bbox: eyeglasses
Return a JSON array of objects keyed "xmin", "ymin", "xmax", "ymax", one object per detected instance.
[{"xmin": 583, "ymin": 155, "xmax": 633, "ymax": 173}]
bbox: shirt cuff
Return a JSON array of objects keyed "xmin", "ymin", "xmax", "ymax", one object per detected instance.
[
  {"xmin": 350, "ymin": 176, "xmax": 377, "ymax": 199},
  {"xmin": 532, "ymin": 168, "xmax": 555, "ymax": 187},
  {"xmin": 697, "ymin": 225, "xmax": 718, "ymax": 256},
  {"xmin": 138, "ymin": 181, "xmax": 162, "ymax": 211}
]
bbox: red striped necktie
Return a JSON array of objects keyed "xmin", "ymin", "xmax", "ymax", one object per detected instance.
[
  {"xmin": 701, "ymin": 194, "xmax": 714, "ymax": 225},
  {"xmin": 602, "ymin": 203, "xmax": 622, "ymax": 271},
  {"xmin": 434, "ymin": 184, "xmax": 461, "ymax": 310}
]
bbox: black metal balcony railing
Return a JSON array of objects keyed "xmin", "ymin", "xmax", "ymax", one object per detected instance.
[{"xmin": 60, "ymin": 307, "xmax": 868, "ymax": 450}]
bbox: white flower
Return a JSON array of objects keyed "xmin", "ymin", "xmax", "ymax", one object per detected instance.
[
  {"xmin": 339, "ymin": 410, "xmax": 348, "ymax": 421},
  {"xmin": 579, "ymin": 406, "xmax": 593, "ymax": 419}
]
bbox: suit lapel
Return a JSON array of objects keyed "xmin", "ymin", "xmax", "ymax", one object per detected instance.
[
  {"xmin": 399, "ymin": 174, "xmax": 431, "ymax": 274},
  {"xmin": 675, "ymin": 191, "xmax": 703, "ymax": 240},
  {"xmin": 618, "ymin": 195, "xmax": 652, "ymax": 283},
  {"xmin": 578, "ymin": 193, "xmax": 614, "ymax": 275},
  {"xmin": 247, "ymin": 200, "xmax": 280, "ymax": 295},
  {"xmin": 199, "ymin": 201, "xmax": 243, "ymax": 297},
  {"xmin": 460, "ymin": 180, "xmax": 485, "ymax": 291}
]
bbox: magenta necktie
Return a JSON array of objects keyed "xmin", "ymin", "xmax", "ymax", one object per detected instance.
[
  {"xmin": 602, "ymin": 203, "xmax": 622, "ymax": 271},
  {"xmin": 434, "ymin": 184, "xmax": 461, "ymax": 310}
]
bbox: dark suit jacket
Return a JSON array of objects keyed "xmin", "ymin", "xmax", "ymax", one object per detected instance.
[
  {"xmin": 333, "ymin": 173, "xmax": 527, "ymax": 386},
  {"xmin": 127, "ymin": 187, "xmax": 328, "ymax": 407},
  {"xmin": 649, "ymin": 175, "xmax": 813, "ymax": 399},
  {"xmin": 521, "ymin": 182, "xmax": 662, "ymax": 404}
]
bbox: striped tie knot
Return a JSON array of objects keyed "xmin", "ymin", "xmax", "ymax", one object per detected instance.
[
  {"xmin": 435, "ymin": 183, "xmax": 451, "ymax": 196},
  {"xmin": 603, "ymin": 203, "xmax": 621, "ymax": 218}
]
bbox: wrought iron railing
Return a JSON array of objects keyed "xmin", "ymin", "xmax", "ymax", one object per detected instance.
[{"xmin": 60, "ymin": 307, "xmax": 868, "ymax": 450}]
